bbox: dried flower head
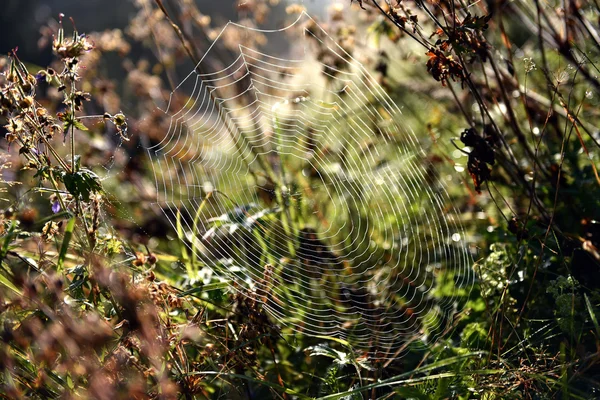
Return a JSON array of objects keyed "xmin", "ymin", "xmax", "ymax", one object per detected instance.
[
  {"xmin": 41, "ymin": 221, "xmax": 60, "ymax": 241},
  {"xmin": 53, "ymin": 15, "xmax": 94, "ymax": 59}
]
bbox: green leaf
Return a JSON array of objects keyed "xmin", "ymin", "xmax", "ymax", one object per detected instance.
[
  {"xmin": 33, "ymin": 165, "xmax": 53, "ymax": 181},
  {"xmin": 62, "ymin": 169, "xmax": 102, "ymax": 201},
  {"xmin": 62, "ymin": 113, "xmax": 89, "ymax": 132},
  {"xmin": 72, "ymin": 119, "xmax": 89, "ymax": 131}
]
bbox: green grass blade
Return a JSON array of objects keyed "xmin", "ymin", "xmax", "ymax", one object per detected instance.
[
  {"xmin": 191, "ymin": 192, "xmax": 212, "ymax": 271},
  {"xmin": 187, "ymin": 371, "xmax": 312, "ymax": 399},
  {"xmin": 0, "ymin": 270, "xmax": 21, "ymax": 295},
  {"xmin": 1, "ymin": 220, "xmax": 17, "ymax": 259},
  {"xmin": 584, "ymin": 293, "xmax": 600, "ymax": 337},
  {"xmin": 175, "ymin": 208, "xmax": 195, "ymax": 279},
  {"xmin": 315, "ymin": 352, "xmax": 489, "ymax": 400},
  {"xmin": 57, "ymin": 217, "xmax": 76, "ymax": 272},
  {"xmin": 317, "ymin": 369, "xmax": 503, "ymax": 400}
]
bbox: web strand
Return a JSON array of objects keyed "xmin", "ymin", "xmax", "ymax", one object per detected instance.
[{"xmin": 145, "ymin": 12, "xmax": 473, "ymax": 358}]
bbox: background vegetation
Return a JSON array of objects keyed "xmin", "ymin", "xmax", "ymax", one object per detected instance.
[{"xmin": 1, "ymin": 0, "xmax": 600, "ymax": 398}]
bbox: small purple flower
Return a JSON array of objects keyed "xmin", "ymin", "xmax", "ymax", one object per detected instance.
[
  {"xmin": 52, "ymin": 200, "xmax": 61, "ymax": 214},
  {"xmin": 35, "ymin": 73, "xmax": 45, "ymax": 84}
]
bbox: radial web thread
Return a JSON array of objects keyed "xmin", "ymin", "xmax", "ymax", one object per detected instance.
[{"xmin": 146, "ymin": 12, "xmax": 473, "ymax": 359}]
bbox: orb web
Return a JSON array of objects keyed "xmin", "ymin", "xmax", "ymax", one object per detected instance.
[{"xmin": 146, "ymin": 12, "xmax": 473, "ymax": 359}]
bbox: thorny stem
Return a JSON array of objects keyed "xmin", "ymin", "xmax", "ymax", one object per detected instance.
[
  {"xmin": 154, "ymin": 0, "xmax": 201, "ymax": 70},
  {"xmin": 397, "ymin": 0, "xmax": 554, "ymax": 221},
  {"xmin": 446, "ymin": 82, "xmax": 473, "ymax": 128},
  {"xmin": 70, "ymin": 82, "xmax": 76, "ymax": 172},
  {"xmin": 505, "ymin": 68, "xmax": 587, "ymax": 347},
  {"xmin": 48, "ymin": 170, "xmax": 68, "ymax": 215},
  {"xmin": 23, "ymin": 113, "xmax": 71, "ymax": 173},
  {"xmin": 371, "ymin": 0, "xmax": 431, "ymax": 49},
  {"xmin": 487, "ymin": 53, "xmax": 538, "ymax": 165},
  {"xmin": 528, "ymin": 1, "xmax": 600, "ymax": 92},
  {"xmin": 77, "ymin": 200, "xmax": 95, "ymax": 250},
  {"xmin": 76, "ymin": 114, "xmax": 105, "ymax": 120},
  {"xmin": 458, "ymin": 55, "xmax": 550, "ymax": 219}
]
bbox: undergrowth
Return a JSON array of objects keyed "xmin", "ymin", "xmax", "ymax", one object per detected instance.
[{"xmin": 0, "ymin": 0, "xmax": 599, "ymax": 399}]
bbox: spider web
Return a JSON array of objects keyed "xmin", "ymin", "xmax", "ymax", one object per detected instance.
[{"xmin": 146, "ymin": 12, "xmax": 473, "ymax": 358}]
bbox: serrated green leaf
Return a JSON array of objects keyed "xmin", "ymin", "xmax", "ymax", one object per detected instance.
[{"xmin": 62, "ymin": 169, "xmax": 102, "ymax": 201}]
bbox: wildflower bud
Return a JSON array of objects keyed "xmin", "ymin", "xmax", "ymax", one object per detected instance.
[
  {"xmin": 50, "ymin": 194, "xmax": 61, "ymax": 214},
  {"xmin": 133, "ymin": 252, "xmax": 146, "ymax": 266},
  {"xmin": 21, "ymin": 81, "xmax": 33, "ymax": 94},
  {"xmin": 18, "ymin": 96, "xmax": 33, "ymax": 109},
  {"xmin": 2, "ymin": 321, "xmax": 14, "ymax": 342},
  {"xmin": 5, "ymin": 133, "xmax": 16, "ymax": 143},
  {"xmin": 41, "ymin": 221, "xmax": 60, "ymax": 241},
  {"xmin": 73, "ymin": 91, "xmax": 90, "ymax": 110},
  {"xmin": 54, "ymin": 277, "xmax": 64, "ymax": 290},
  {"xmin": 113, "ymin": 113, "xmax": 126, "ymax": 126},
  {"xmin": 146, "ymin": 270, "xmax": 156, "ymax": 282},
  {"xmin": 49, "ymin": 124, "xmax": 63, "ymax": 138},
  {"xmin": 7, "ymin": 71, "xmax": 18, "ymax": 83},
  {"xmin": 4, "ymin": 208, "xmax": 14, "ymax": 218},
  {"xmin": 147, "ymin": 253, "xmax": 157, "ymax": 265},
  {"xmin": 158, "ymin": 282, "xmax": 169, "ymax": 294},
  {"xmin": 0, "ymin": 95, "xmax": 12, "ymax": 110},
  {"xmin": 167, "ymin": 293, "xmax": 183, "ymax": 308}
]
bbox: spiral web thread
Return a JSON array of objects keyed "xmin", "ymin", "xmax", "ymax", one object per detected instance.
[{"xmin": 147, "ymin": 12, "xmax": 473, "ymax": 359}]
